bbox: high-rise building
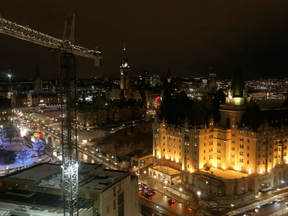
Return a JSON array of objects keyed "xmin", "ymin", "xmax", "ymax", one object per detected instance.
[
  {"xmin": 151, "ymin": 67, "xmax": 288, "ymax": 206},
  {"xmin": 119, "ymin": 44, "xmax": 130, "ymax": 99}
]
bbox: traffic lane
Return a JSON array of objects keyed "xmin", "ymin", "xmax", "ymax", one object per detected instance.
[
  {"xmin": 258, "ymin": 200, "xmax": 288, "ymax": 216},
  {"xmin": 139, "ymin": 187, "xmax": 195, "ymax": 216},
  {"xmin": 139, "ymin": 178, "xmax": 207, "ymax": 215},
  {"xmin": 78, "ymin": 152, "xmax": 100, "ymax": 164},
  {"xmin": 235, "ymin": 200, "xmax": 288, "ymax": 216},
  {"xmin": 139, "ymin": 196, "xmax": 177, "ymax": 216}
]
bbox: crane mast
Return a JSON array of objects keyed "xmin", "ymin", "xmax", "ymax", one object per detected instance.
[{"xmin": 0, "ymin": 12, "xmax": 102, "ymax": 216}]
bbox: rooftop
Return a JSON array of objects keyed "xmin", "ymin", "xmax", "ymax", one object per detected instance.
[
  {"xmin": 150, "ymin": 165, "xmax": 182, "ymax": 176},
  {"xmin": 6, "ymin": 163, "xmax": 130, "ymax": 192},
  {"xmin": 201, "ymin": 168, "xmax": 248, "ymax": 180}
]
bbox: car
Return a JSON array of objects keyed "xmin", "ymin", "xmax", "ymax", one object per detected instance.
[
  {"xmin": 141, "ymin": 184, "xmax": 148, "ymax": 189},
  {"xmin": 277, "ymin": 197, "xmax": 286, "ymax": 203},
  {"xmin": 0, "ymin": 145, "xmax": 5, "ymax": 151},
  {"xmin": 148, "ymin": 188, "xmax": 156, "ymax": 194},
  {"xmin": 138, "ymin": 186, "xmax": 143, "ymax": 191},
  {"xmin": 272, "ymin": 199, "xmax": 279, "ymax": 204},
  {"xmin": 145, "ymin": 191, "xmax": 153, "ymax": 198},
  {"xmin": 285, "ymin": 202, "xmax": 288, "ymax": 206},
  {"xmin": 168, "ymin": 198, "xmax": 176, "ymax": 204},
  {"xmin": 188, "ymin": 206, "xmax": 199, "ymax": 212}
]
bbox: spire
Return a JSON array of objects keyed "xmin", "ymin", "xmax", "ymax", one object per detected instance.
[
  {"xmin": 167, "ymin": 69, "xmax": 171, "ymax": 83},
  {"xmin": 231, "ymin": 66, "xmax": 245, "ymax": 97},
  {"xmin": 120, "ymin": 44, "xmax": 129, "ymax": 69},
  {"xmin": 34, "ymin": 63, "xmax": 41, "ymax": 79},
  {"xmin": 123, "ymin": 44, "xmax": 128, "ymax": 62}
]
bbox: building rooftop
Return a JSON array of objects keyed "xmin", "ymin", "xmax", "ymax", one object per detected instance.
[
  {"xmin": 9, "ymin": 163, "xmax": 61, "ymax": 182},
  {"xmin": 202, "ymin": 168, "xmax": 248, "ymax": 180},
  {"xmin": 151, "ymin": 165, "xmax": 182, "ymax": 176},
  {"xmin": 6, "ymin": 163, "xmax": 130, "ymax": 192}
]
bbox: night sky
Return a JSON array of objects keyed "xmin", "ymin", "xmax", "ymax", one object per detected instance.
[{"xmin": 0, "ymin": 0, "xmax": 288, "ymax": 81}]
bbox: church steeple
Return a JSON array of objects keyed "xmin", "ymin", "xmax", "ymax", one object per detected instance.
[
  {"xmin": 34, "ymin": 62, "xmax": 41, "ymax": 80},
  {"xmin": 34, "ymin": 63, "xmax": 42, "ymax": 91},
  {"xmin": 120, "ymin": 44, "xmax": 130, "ymax": 69}
]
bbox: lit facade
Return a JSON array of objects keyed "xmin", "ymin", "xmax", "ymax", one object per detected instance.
[{"xmin": 152, "ymin": 68, "xmax": 288, "ymax": 205}]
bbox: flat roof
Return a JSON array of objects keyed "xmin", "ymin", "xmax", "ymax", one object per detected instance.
[
  {"xmin": 8, "ymin": 164, "xmax": 61, "ymax": 181},
  {"xmin": 202, "ymin": 168, "xmax": 248, "ymax": 180},
  {"xmin": 7, "ymin": 163, "xmax": 130, "ymax": 192},
  {"xmin": 150, "ymin": 165, "xmax": 182, "ymax": 176}
]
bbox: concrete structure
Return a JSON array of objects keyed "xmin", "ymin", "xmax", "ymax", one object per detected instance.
[{"xmin": 1, "ymin": 163, "xmax": 139, "ymax": 216}]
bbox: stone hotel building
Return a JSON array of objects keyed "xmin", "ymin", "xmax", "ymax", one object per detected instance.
[{"xmin": 151, "ymin": 67, "xmax": 288, "ymax": 205}]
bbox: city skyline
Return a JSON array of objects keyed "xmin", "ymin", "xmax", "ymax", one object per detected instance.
[{"xmin": 0, "ymin": 1, "xmax": 287, "ymax": 80}]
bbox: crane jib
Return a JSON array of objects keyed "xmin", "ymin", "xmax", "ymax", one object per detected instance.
[{"xmin": 0, "ymin": 13, "xmax": 102, "ymax": 66}]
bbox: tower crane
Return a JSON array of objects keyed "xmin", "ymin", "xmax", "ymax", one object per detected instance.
[{"xmin": 0, "ymin": 12, "xmax": 102, "ymax": 216}]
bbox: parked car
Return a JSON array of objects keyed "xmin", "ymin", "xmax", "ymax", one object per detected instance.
[
  {"xmin": 141, "ymin": 184, "xmax": 148, "ymax": 189},
  {"xmin": 168, "ymin": 198, "xmax": 176, "ymax": 204}
]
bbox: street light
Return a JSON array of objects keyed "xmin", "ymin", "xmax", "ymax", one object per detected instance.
[
  {"xmin": 154, "ymin": 175, "xmax": 157, "ymax": 183},
  {"xmin": 230, "ymin": 204, "xmax": 234, "ymax": 215},
  {"xmin": 277, "ymin": 188, "xmax": 281, "ymax": 196},
  {"xmin": 179, "ymin": 188, "xmax": 182, "ymax": 198},
  {"xmin": 197, "ymin": 191, "xmax": 201, "ymax": 204}
]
